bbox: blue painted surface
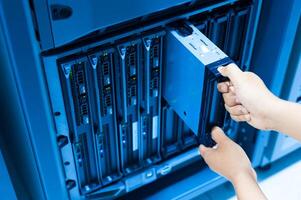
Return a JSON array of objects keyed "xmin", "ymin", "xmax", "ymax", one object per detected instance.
[
  {"xmin": 44, "ymin": 0, "xmax": 191, "ymax": 47},
  {"xmin": 0, "ymin": 0, "xmax": 70, "ymax": 199},
  {"xmin": 250, "ymin": 0, "xmax": 301, "ymax": 167},
  {"xmin": 0, "ymin": 150, "xmax": 17, "ymax": 200}
]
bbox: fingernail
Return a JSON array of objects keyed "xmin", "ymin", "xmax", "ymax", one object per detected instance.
[
  {"xmin": 199, "ymin": 145, "xmax": 205, "ymax": 154},
  {"xmin": 217, "ymin": 66, "xmax": 224, "ymax": 73},
  {"xmin": 211, "ymin": 126, "xmax": 219, "ymax": 132}
]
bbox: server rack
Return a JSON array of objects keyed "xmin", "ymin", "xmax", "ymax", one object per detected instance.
[
  {"xmin": 248, "ymin": 0, "xmax": 301, "ymax": 167},
  {"xmin": 0, "ymin": 0, "xmax": 266, "ymax": 199},
  {"xmin": 41, "ymin": 1, "xmax": 261, "ymax": 199}
]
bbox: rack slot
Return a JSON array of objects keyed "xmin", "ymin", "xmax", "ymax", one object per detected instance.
[
  {"xmin": 88, "ymin": 50, "xmax": 122, "ymax": 187},
  {"xmin": 181, "ymin": 122, "xmax": 198, "ymax": 149},
  {"xmin": 161, "ymin": 106, "xmax": 182, "ymax": 158},
  {"xmin": 59, "ymin": 60, "xmax": 100, "ymax": 193},
  {"xmin": 208, "ymin": 14, "xmax": 230, "ymax": 52},
  {"xmin": 116, "ymin": 42, "xmax": 142, "ymax": 174},
  {"xmin": 227, "ymin": 8, "xmax": 250, "ymax": 65},
  {"xmin": 141, "ymin": 33, "xmax": 164, "ymax": 166}
]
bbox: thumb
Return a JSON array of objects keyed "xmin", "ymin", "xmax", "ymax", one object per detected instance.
[
  {"xmin": 217, "ymin": 63, "xmax": 242, "ymax": 85},
  {"xmin": 211, "ymin": 126, "xmax": 229, "ymax": 144},
  {"xmin": 199, "ymin": 144, "xmax": 213, "ymax": 159}
]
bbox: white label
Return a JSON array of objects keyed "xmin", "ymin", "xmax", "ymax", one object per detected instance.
[
  {"xmin": 132, "ymin": 121, "xmax": 138, "ymax": 151},
  {"xmin": 152, "ymin": 116, "xmax": 158, "ymax": 139}
]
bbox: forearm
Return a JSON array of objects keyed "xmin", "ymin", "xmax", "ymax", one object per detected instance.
[
  {"xmin": 232, "ymin": 173, "xmax": 267, "ymax": 200},
  {"xmin": 270, "ymin": 98, "xmax": 301, "ymax": 141}
]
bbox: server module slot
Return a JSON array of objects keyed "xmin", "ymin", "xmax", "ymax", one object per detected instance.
[
  {"xmin": 192, "ymin": 4, "xmax": 251, "ymax": 65},
  {"xmin": 60, "ymin": 60, "xmax": 100, "ymax": 193},
  {"xmin": 116, "ymin": 42, "xmax": 141, "ymax": 174},
  {"xmin": 89, "ymin": 50, "xmax": 122, "ymax": 187},
  {"xmin": 140, "ymin": 33, "xmax": 164, "ymax": 165}
]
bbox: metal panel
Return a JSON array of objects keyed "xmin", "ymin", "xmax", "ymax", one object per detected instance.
[
  {"xmin": 250, "ymin": 0, "xmax": 301, "ymax": 167},
  {"xmin": 38, "ymin": 0, "xmax": 191, "ymax": 47},
  {"xmin": 268, "ymin": 19, "xmax": 301, "ymax": 163},
  {"xmin": 163, "ymin": 23, "xmax": 230, "ymax": 146},
  {"xmin": 0, "ymin": 0, "xmax": 70, "ymax": 199},
  {"xmin": 0, "ymin": 150, "xmax": 17, "ymax": 200}
]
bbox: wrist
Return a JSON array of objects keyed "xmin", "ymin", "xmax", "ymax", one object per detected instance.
[
  {"xmin": 263, "ymin": 95, "xmax": 282, "ymax": 131},
  {"xmin": 230, "ymin": 168, "xmax": 256, "ymax": 187},
  {"xmin": 266, "ymin": 96, "xmax": 285, "ymax": 131}
]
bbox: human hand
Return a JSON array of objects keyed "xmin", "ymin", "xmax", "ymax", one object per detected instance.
[
  {"xmin": 217, "ymin": 63, "xmax": 279, "ymax": 130},
  {"xmin": 199, "ymin": 127, "xmax": 256, "ymax": 184}
]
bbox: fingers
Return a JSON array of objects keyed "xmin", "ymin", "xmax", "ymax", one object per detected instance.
[
  {"xmin": 223, "ymin": 92, "xmax": 240, "ymax": 107},
  {"xmin": 199, "ymin": 144, "xmax": 213, "ymax": 158},
  {"xmin": 251, "ymin": 168, "xmax": 257, "ymax": 181},
  {"xmin": 224, "ymin": 100, "xmax": 251, "ymax": 122},
  {"xmin": 211, "ymin": 126, "xmax": 228, "ymax": 144},
  {"xmin": 229, "ymin": 85, "xmax": 235, "ymax": 93},
  {"xmin": 225, "ymin": 104, "xmax": 249, "ymax": 116},
  {"xmin": 217, "ymin": 63, "xmax": 242, "ymax": 85},
  {"xmin": 217, "ymin": 82, "xmax": 230, "ymax": 93},
  {"xmin": 230, "ymin": 114, "xmax": 251, "ymax": 122}
]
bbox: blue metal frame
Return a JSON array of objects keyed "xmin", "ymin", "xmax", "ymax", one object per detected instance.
[
  {"xmin": 35, "ymin": 0, "xmax": 192, "ymax": 49},
  {"xmin": 250, "ymin": 0, "xmax": 301, "ymax": 167},
  {"xmin": 0, "ymin": 150, "xmax": 17, "ymax": 200},
  {"xmin": 0, "ymin": 0, "xmax": 69, "ymax": 199}
]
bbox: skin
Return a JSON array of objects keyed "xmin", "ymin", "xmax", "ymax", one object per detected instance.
[{"xmin": 199, "ymin": 63, "xmax": 301, "ymax": 200}]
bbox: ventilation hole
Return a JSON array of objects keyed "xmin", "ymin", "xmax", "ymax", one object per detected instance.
[
  {"xmin": 54, "ymin": 111, "xmax": 61, "ymax": 116},
  {"xmin": 57, "ymin": 135, "xmax": 68, "ymax": 148},
  {"xmin": 64, "ymin": 161, "xmax": 70, "ymax": 166},
  {"xmin": 65, "ymin": 179, "xmax": 76, "ymax": 190},
  {"xmin": 103, "ymin": 62, "xmax": 109, "ymax": 75}
]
